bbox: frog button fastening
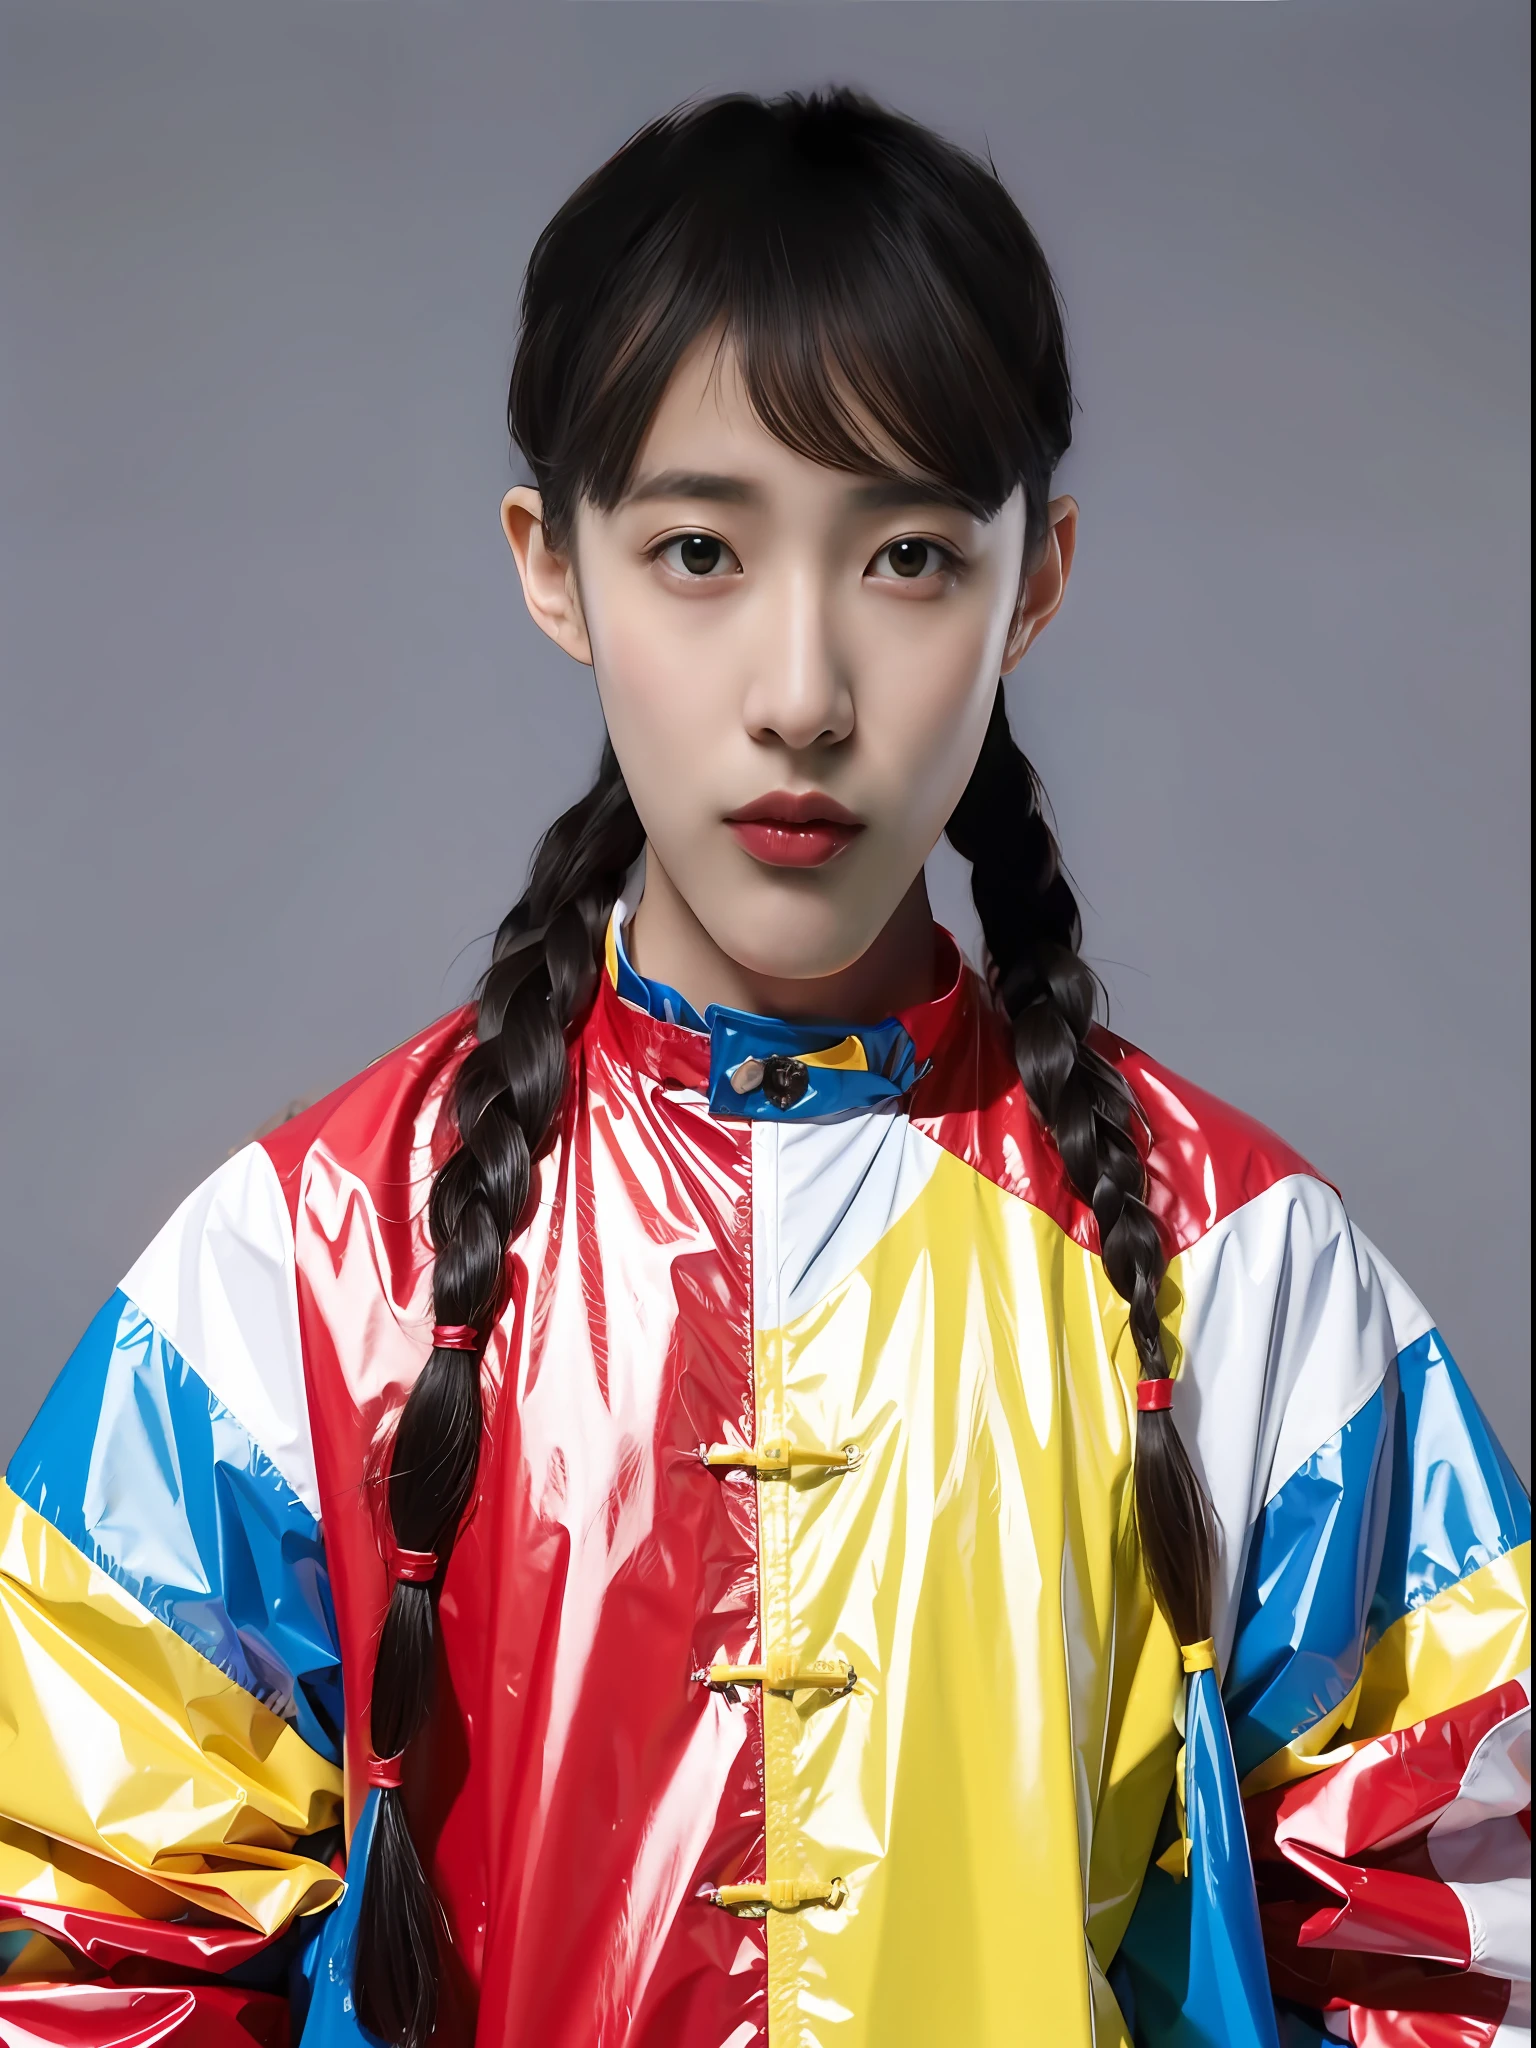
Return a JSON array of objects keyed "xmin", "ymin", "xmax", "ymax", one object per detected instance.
[{"xmin": 760, "ymin": 1054, "xmax": 809, "ymax": 1110}]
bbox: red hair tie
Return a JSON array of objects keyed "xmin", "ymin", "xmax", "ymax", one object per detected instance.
[
  {"xmin": 1136, "ymin": 1378, "xmax": 1175, "ymax": 1412},
  {"xmin": 432, "ymin": 1324, "xmax": 480, "ymax": 1351},
  {"xmin": 367, "ymin": 1751, "xmax": 404, "ymax": 1790},
  {"xmin": 390, "ymin": 1547, "xmax": 439, "ymax": 1584}
]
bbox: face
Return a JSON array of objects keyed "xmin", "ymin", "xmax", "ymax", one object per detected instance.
[{"xmin": 504, "ymin": 330, "xmax": 1076, "ymax": 1002}]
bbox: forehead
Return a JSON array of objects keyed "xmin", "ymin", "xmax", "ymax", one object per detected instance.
[{"xmin": 629, "ymin": 326, "xmax": 911, "ymax": 493}]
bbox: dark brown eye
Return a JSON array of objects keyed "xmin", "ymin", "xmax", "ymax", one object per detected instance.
[
  {"xmin": 678, "ymin": 534, "xmax": 723, "ymax": 575},
  {"xmin": 871, "ymin": 537, "xmax": 955, "ymax": 582},
  {"xmin": 656, "ymin": 531, "xmax": 740, "ymax": 580}
]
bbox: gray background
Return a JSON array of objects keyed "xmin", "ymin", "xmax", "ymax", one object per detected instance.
[{"xmin": 1, "ymin": 2, "xmax": 1529, "ymax": 1480}]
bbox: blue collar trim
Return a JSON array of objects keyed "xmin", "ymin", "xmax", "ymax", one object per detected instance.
[
  {"xmin": 611, "ymin": 913, "xmax": 924, "ymax": 1123},
  {"xmin": 612, "ymin": 918, "xmax": 707, "ymax": 1032}
]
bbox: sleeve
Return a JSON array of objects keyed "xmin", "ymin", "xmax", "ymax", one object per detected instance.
[
  {"xmin": 1110, "ymin": 1173, "xmax": 1531, "ymax": 2048},
  {"xmin": 0, "ymin": 1143, "xmax": 348, "ymax": 2042}
]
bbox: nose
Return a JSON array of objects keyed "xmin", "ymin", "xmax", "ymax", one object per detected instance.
[{"xmin": 741, "ymin": 563, "xmax": 854, "ymax": 752}]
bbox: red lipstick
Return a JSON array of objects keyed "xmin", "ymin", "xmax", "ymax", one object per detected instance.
[{"xmin": 725, "ymin": 791, "xmax": 864, "ymax": 869}]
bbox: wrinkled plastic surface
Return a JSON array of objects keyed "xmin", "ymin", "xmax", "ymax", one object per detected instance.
[
  {"xmin": 0, "ymin": 1981, "xmax": 290, "ymax": 2046},
  {"xmin": 270, "ymin": 987, "xmax": 768, "ymax": 2046},
  {"xmin": 1185, "ymin": 1667, "xmax": 1283, "ymax": 2047},
  {"xmin": 8, "ymin": 1289, "xmax": 342, "ymax": 1759},
  {"xmin": 4, "ymin": 916, "xmax": 1528, "ymax": 2045},
  {"xmin": 0, "ymin": 1483, "xmax": 342, "ymax": 1932},
  {"xmin": 266, "ymin": 955, "xmax": 1195, "ymax": 2045}
]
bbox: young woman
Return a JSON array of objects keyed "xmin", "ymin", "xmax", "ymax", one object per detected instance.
[{"xmin": 1, "ymin": 89, "xmax": 1528, "ymax": 2048}]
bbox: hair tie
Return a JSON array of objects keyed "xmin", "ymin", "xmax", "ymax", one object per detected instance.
[
  {"xmin": 1136, "ymin": 1377, "xmax": 1174, "ymax": 1412},
  {"xmin": 366, "ymin": 1751, "xmax": 405, "ymax": 1790},
  {"xmin": 432, "ymin": 1324, "xmax": 480, "ymax": 1352},
  {"xmin": 390, "ymin": 1547, "xmax": 439, "ymax": 1584},
  {"xmin": 1181, "ymin": 1637, "xmax": 1217, "ymax": 1675}
]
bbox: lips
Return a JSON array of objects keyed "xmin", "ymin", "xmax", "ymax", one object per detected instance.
[{"xmin": 725, "ymin": 791, "xmax": 864, "ymax": 869}]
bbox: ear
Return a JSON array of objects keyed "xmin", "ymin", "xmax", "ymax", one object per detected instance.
[
  {"xmin": 501, "ymin": 488, "xmax": 593, "ymax": 666},
  {"xmin": 1000, "ymin": 494, "xmax": 1078, "ymax": 676}
]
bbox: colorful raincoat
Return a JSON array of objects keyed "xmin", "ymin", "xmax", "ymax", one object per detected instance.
[{"xmin": 2, "ymin": 907, "xmax": 1529, "ymax": 2047}]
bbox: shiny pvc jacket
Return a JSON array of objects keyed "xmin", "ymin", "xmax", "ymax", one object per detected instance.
[{"xmin": 1, "ymin": 912, "xmax": 1529, "ymax": 2047}]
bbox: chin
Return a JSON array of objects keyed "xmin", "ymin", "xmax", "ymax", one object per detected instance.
[{"xmin": 703, "ymin": 889, "xmax": 892, "ymax": 988}]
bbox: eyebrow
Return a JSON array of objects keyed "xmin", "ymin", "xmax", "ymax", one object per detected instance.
[
  {"xmin": 620, "ymin": 468, "xmax": 975, "ymax": 516},
  {"xmin": 621, "ymin": 470, "xmax": 764, "ymax": 507},
  {"xmin": 845, "ymin": 476, "xmax": 976, "ymax": 516}
]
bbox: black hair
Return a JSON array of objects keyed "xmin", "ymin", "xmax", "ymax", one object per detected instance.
[{"xmin": 354, "ymin": 85, "xmax": 1214, "ymax": 2046}]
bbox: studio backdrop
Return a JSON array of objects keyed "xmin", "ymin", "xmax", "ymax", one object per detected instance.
[{"xmin": 0, "ymin": 0, "xmax": 1529, "ymax": 1477}]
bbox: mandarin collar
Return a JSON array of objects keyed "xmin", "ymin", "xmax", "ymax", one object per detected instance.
[{"xmin": 589, "ymin": 920, "xmax": 977, "ymax": 1119}]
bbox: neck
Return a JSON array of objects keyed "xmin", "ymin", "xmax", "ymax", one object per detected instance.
[{"xmin": 626, "ymin": 850, "xmax": 941, "ymax": 1026}]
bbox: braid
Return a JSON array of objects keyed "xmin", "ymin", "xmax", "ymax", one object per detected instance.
[
  {"xmin": 946, "ymin": 688, "xmax": 1216, "ymax": 1648},
  {"xmin": 354, "ymin": 742, "xmax": 644, "ymax": 2047}
]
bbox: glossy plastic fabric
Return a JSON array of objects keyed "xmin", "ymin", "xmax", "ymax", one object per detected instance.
[
  {"xmin": 1184, "ymin": 1669, "xmax": 1282, "ymax": 2048},
  {"xmin": 615, "ymin": 901, "xmax": 927, "ymax": 1121},
  {"xmin": 268, "ymin": 993, "xmax": 768, "ymax": 2046},
  {"xmin": 0, "ymin": 1483, "xmax": 342, "ymax": 1934},
  {"xmin": 704, "ymin": 1009, "xmax": 920, "ymax": 1119},
  {"xmin": 291, "ymin": 1788, "xmax": 377, "ymax": 2044},
  {"xmin": 5, "ymin": 913, "xmax": 1529, "ymax": 2044},
  {"xmin": 1225, "ymin": 1385, "xmax": 1395, "ymax": 1778},
  {"xmin": 1371, "ymin": 1332, "xmax": 1531, "ymax": 1631},
  {"xmin": 1224, "ymin": 1332, "xmax": 1529, "ymax": 1784},
  {"xmin": 1250, "ymin": 1672, "xmax": 1531, "ymax": 2038},
  {"xmin": 0, "ymin": 1890, "xmax": 280, "ymax": 1975},
  {"xmin": 743, "ymin": 1107, "xmax": 1172, "ymax": 2044},
  {"xmin": 7, "ymin": 1288, "xmax": 342, "ymax": 1760},
  {"xmin": 0, "ymin": 1979, "xmax": 291, "ymax": 2045},
  {"xmin": 270, "ymin": 936, "xmax": 1528, "ymax": 2044},
  {"xmin": 1112, "ymin": 1670, "xmax": 1280, "ymax": 2048},
  {"xmin": 1123, "ymin": 1512, "xmax": 1530, "ymax": 2041},
  {"xmin": 1213, "ymin": 1320, "xmax": 1529, "ymax": 2046},
  {"xmin": 256, "ymin": 938, "xmax": 1336, "ymax": 2045}
]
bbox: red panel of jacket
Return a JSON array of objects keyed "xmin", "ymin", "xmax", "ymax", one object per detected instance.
[{"xmin": 258, "ymin": 954, "xmax": 1314, "ymax": 2043}]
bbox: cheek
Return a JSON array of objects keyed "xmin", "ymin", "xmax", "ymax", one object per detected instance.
[
  {"xmin": 858, "ymin": 612, "xmax": 1003, "ymax": 830},
  {"xmin": 584, "ymin": 572, "xmax": 684, "ymax": 724},
  {"xmin": 581, "ymin": 584, "xmax": 727, "ymax": 828}
]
